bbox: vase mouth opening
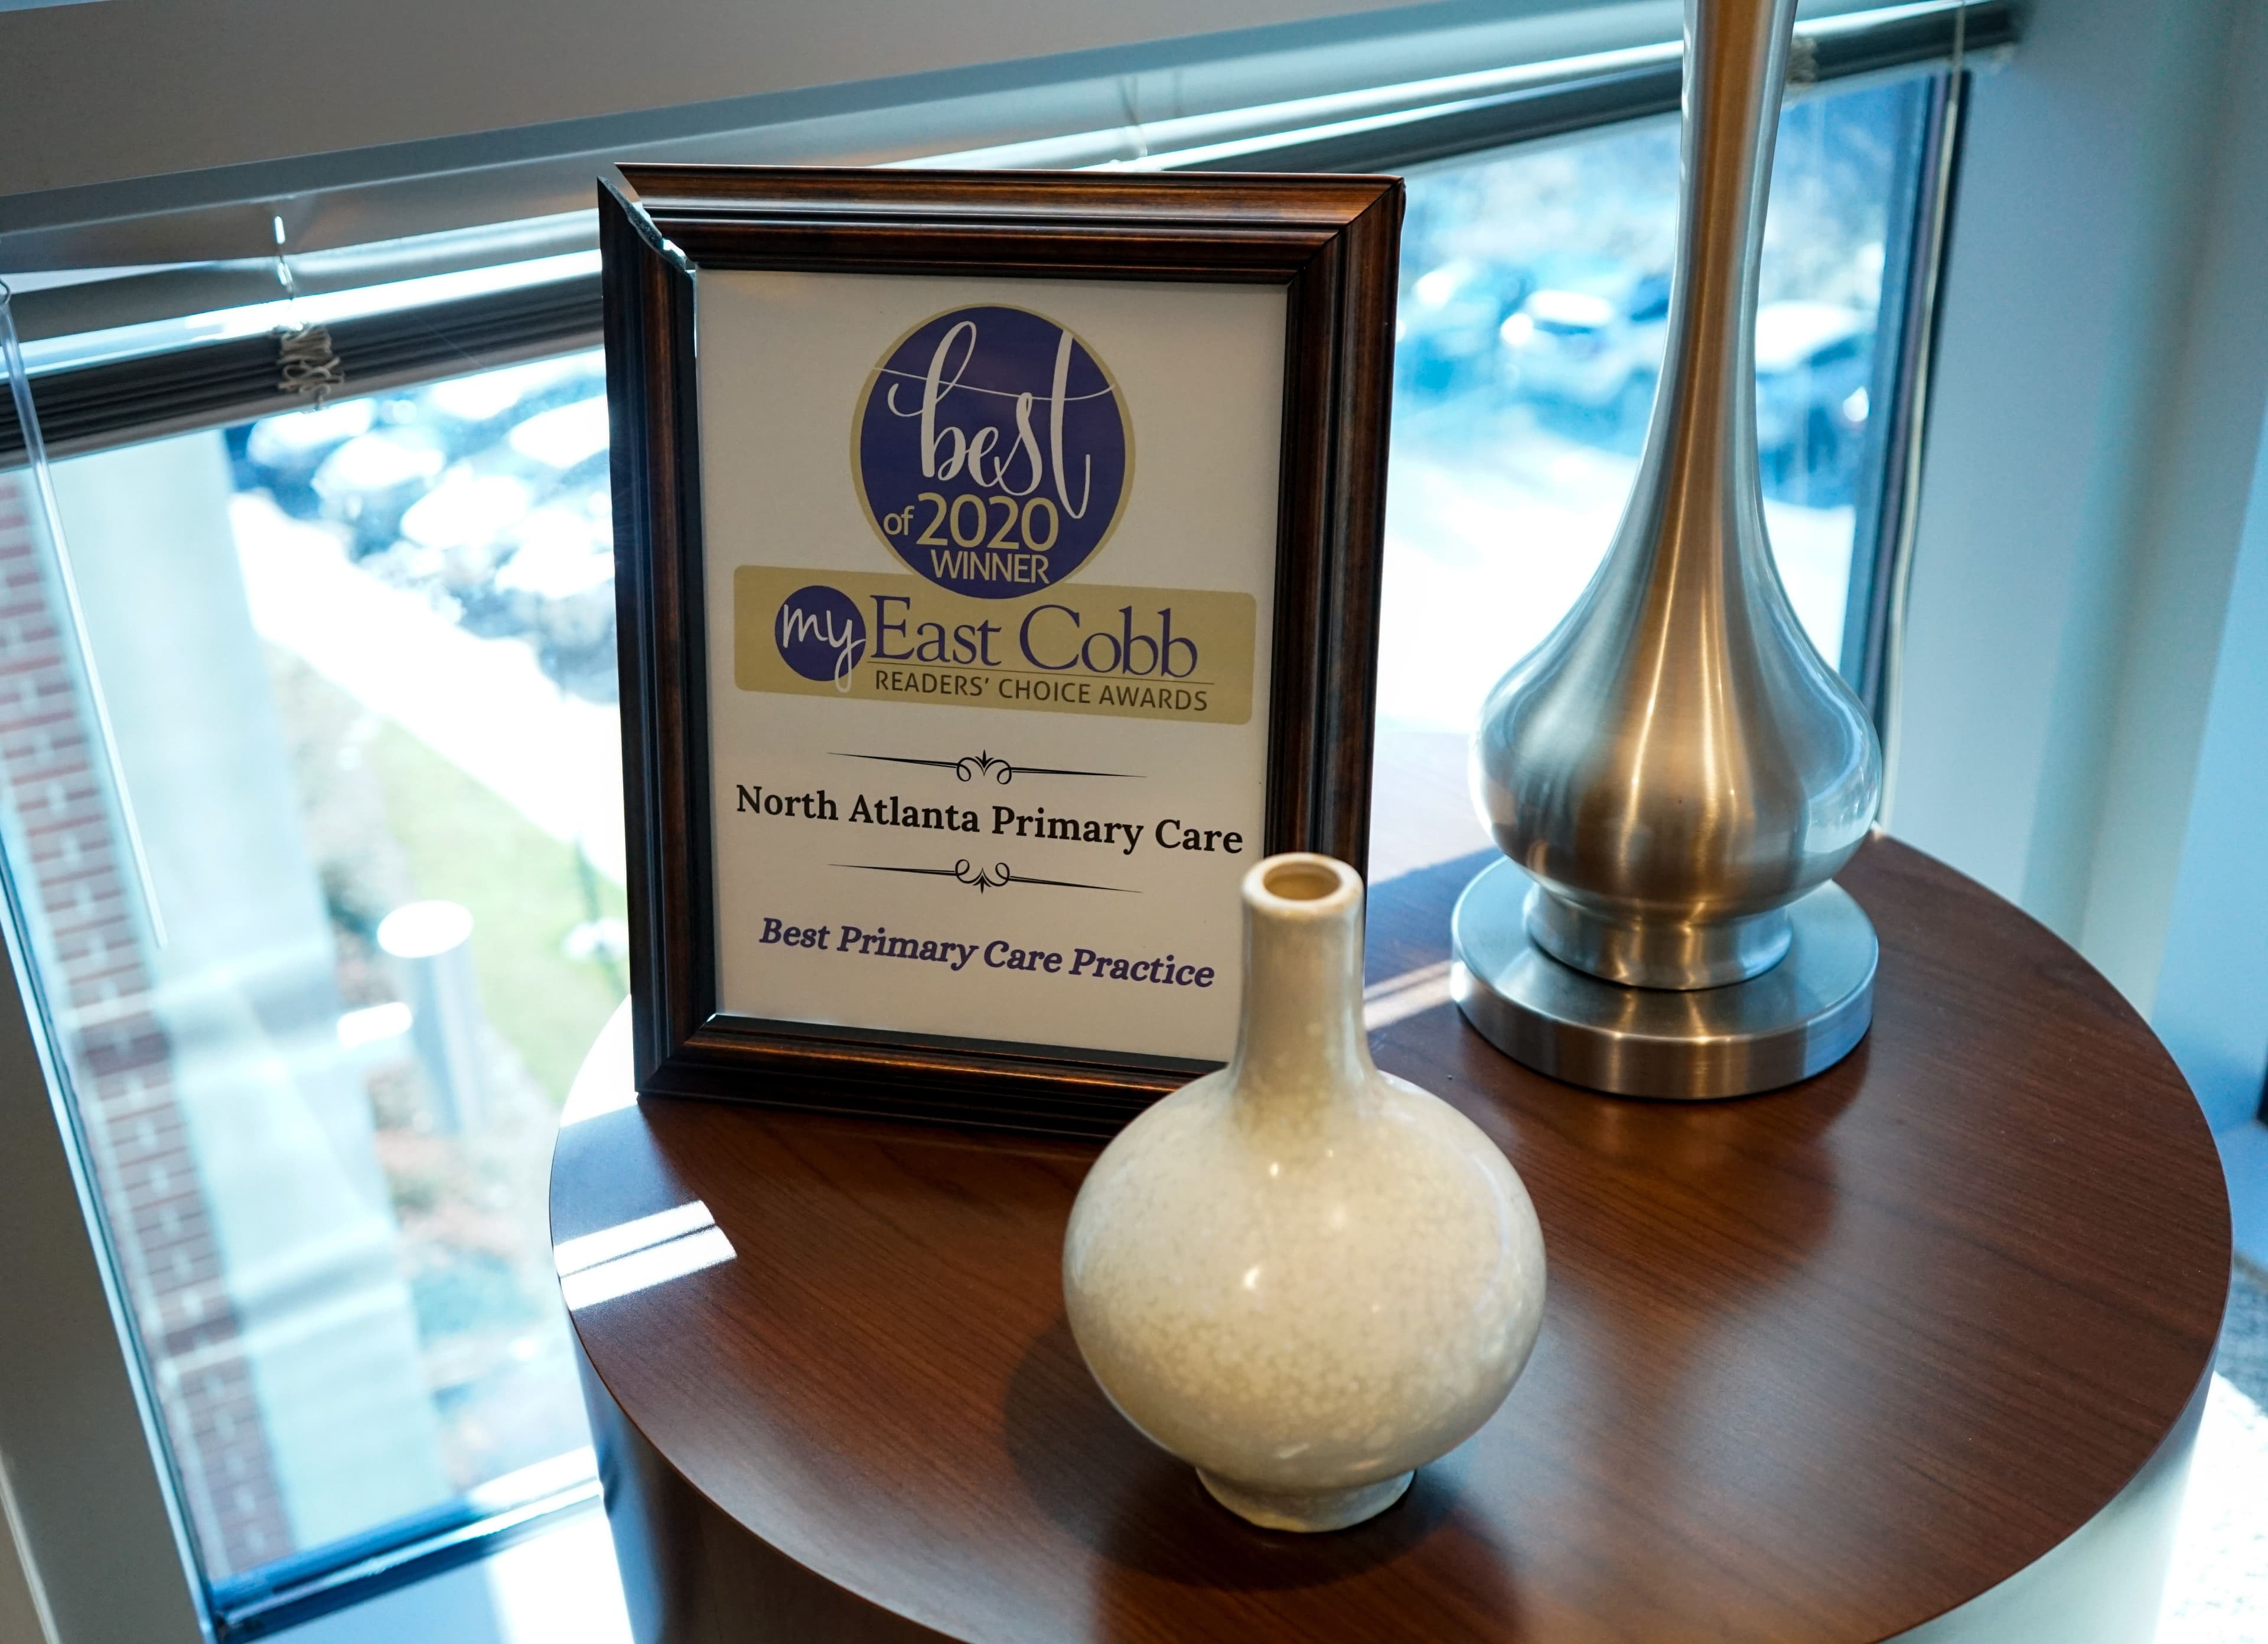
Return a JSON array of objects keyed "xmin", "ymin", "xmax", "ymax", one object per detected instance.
[{"xmin": 1245, "ymin": 853, "xmax": 1361, "ymax": 918}]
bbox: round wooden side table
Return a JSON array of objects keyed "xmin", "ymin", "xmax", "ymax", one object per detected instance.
[{"xmin": 551, "ymin": 838, "xmax": 2230, "ymax": 1642}]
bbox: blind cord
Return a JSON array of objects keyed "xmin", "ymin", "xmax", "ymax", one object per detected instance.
[{"xmin": 269, "ymin": 217, "xmax": 347, "ymax": 406}]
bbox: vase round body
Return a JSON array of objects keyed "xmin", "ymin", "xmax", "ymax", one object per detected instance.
[{"xmin": 1063, "ymin": 854, "xmax": 1547, "ymax": 1532}]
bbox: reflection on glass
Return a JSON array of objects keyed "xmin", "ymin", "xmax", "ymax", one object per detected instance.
[
  {"xmin": 1373, "ymin": 79, "xmax": 1921, "ymax": 881},
  {"xmin": 0, "ymin": 73, "xmax": 1927, "ymax": 1589},
  {"xmin": 0, "ymin": 348, "xmax": 621, "ymax": 1581}
]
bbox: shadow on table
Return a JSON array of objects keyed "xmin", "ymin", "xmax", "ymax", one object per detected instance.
[{"xmin": 1001, "ymin": 1317, "xmax": 1524, "ymax": 1616}]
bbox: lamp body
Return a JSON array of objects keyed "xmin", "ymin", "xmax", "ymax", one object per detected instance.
[{"xmin": 1456, "ymin": 0, "xmax": 1882, "ymax": 1096}]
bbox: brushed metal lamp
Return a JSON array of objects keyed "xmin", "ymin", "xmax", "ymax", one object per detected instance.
[{"xmin": 1450, "ymin": 0, "xmax": 1884, "ymax": 1099}]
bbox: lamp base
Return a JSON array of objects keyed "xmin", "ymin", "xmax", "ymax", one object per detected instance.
[{"xmin": 1449, "ymin": 860, "xmax": 1876, "ymax": 1099}]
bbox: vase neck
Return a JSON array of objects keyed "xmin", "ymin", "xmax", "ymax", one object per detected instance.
[
  {"xmin": 1226, "ymin": 857, "xmax": 1373, "ymax": 1116},
  {"xmin": 1642, "ymin": 0, "xmax": 1794, "ymax": 532}
]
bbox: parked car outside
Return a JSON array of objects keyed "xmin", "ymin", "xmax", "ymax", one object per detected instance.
[
  {"xmin": 243, "ymin": 354, "xmax": 623, "ymax": 702},
  {"xmin": 1753, "ymin": 299, "xmax": 1873, "ymax": 494},
  {"xmin": 421, "ymin": 355, "xmax": 601, "ymax": 460},
  {"xmin": 309, "ymin": 429, "xmax": 449, "ymax": 556},
  {"xmin": 1499, "ymin": 255, "xmax": 1671, "ymax": 424},
  {"xmin": 1396, "ymin": 258, "xmax": 1531, "ymax": 396},
  {"xmin": 239, "ymin": 398, "xmax": 376, "ymax": 516}
]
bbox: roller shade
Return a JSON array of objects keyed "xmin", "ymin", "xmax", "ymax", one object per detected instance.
[{"xmin": 0, "ymin": 0, "xmax": 2013, "ymax": 469}]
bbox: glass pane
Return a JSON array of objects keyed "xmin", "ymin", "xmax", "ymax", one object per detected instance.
[
  {"xmin": 1373, "ymin": 77, "xmax": 1924, "ymax": 883},
  {"xmin": 0, "ymin": 73, "xmax": 1931, "ymax": 1597},
  {"xmin": 0, "ymin": 348, "xmax": 618, "ymax": 1581}
]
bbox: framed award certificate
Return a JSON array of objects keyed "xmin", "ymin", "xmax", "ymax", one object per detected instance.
[{"xmin": 601, "ymin": 165, "xmax": 1402, "ymax": 1135}]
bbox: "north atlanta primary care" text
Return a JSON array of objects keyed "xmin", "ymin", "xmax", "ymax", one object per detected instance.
[{"xmin": 735, "ymin": 783, "xmax": 1244, "ymax": 858}]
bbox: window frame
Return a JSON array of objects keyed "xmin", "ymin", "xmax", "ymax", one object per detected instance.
[
  {"xmin": 0, "ymin": 6, "xmax": 2004, "ymax": 1636},
  {"xmin": 0, "ymin": 868, "xmax": 210, "ymax": 1644}
]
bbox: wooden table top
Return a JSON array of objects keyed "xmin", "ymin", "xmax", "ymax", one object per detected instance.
[{"xmin": 552, "ymin": 837, "xmax": 2230, "ymax": 1642}]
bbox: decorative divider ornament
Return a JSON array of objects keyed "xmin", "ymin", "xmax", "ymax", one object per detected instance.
[{"xmin": 833, "ymin": 749, "xmax": 1140, "ymax": 785}]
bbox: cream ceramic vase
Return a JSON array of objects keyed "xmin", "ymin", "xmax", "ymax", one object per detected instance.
[{"xmin": 1063, "ymin": 854, "xmax": 1547, "ymax": 1532}]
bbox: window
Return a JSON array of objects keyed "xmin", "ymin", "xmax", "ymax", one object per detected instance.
[
  {"xmin": 0, "ymin": 354, "xmax": 619, "ymax": 1599},
  {"xmin": 0, "ymin": 15, "xmax": 1963, "ymax": 1636}
]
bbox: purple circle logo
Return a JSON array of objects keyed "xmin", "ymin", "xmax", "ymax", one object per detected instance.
[
  {"xmin": 855, "ymin": 306, "xmax": 1130, "ymax": 598},
  {"xmin": 774, "ymin": 584, "xmax": 866, "ymax": 689}
]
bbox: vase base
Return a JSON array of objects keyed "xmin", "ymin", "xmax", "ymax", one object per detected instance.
[
  {"xmin": 1197, "ymin": 1469, "xmax": 1413, "ymax": 1532},
  {"xmin": 1450, "ymin": 859, "xmax": 1876, "ymax": 1099}
]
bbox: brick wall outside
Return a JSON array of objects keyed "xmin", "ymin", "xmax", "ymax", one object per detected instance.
[{"xmin": 0, "ymin": 473, "xmax": 294, "ymax": 1577}]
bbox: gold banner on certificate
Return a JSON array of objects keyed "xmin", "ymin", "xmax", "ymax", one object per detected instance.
[{"xmin": 732, "ymin": 566, "xmax": 1257, "ymax": 725}]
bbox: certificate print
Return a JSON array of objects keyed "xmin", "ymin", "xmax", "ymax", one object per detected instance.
[
  {"xmin": 601, "ymin": 165, "xmax": 1399, "ymax": 1132},
  {"xmin": 705, "ymin": 277, "xmax": 1278, "ymax": 1064}
]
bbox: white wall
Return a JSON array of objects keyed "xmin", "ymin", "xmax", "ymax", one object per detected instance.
[
  {"xmin": 2077, "ymin": 0, "xmax": 2268, "ymax": 1010},
  {"xmin": 1888, "ymin": 0, "xmax": 2268, "ymax": 1011},
  {"xmin": 2154, "ymin": 408, "xmax": 2268, "ymax": 1135},
  {"xmin": 4, "ymin": 0, "xmax": 1932, "ymax": 270},
  {"xmin": 0, "ymin": 0, "xmax": 1467, "ymax": 198}
]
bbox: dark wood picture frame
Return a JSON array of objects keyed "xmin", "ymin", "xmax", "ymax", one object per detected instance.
[{"xmin": 602, "ymin": 164, "xmax": 1402, "ymax": 1137}]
